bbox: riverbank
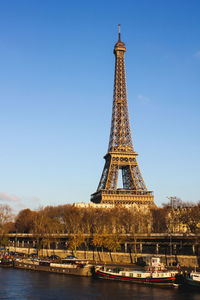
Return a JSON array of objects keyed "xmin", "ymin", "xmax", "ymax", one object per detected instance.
[
  {"xmin": 0, "ymin": 252, "xmax": 197, "ymax": 289},
  {"xmin": 7, "ymin": 246, "xmax": 199, "ymax": 268}
]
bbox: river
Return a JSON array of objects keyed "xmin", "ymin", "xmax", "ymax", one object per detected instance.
[{"xmin": 0, "ymin": 268, "xmax": 199, "ymax": 299}]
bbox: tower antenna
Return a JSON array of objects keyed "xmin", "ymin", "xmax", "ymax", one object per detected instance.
[{"xmin": 118, "ymin": 24, "xmax": 121, "ymax": 41}]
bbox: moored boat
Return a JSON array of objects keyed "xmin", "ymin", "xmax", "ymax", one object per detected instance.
[
  {"xmin": 14, "ymin": 257, "xmax": 92, "ymax": 277},
  {"xmin": 0, "ymin": 257, "xmax": 13, "ymax": 268},
  {"xmin": 185, "ymin": 272, "xmax": 200, "ymax": 288},
  {"xmin": 95, "ymin": 257, "xmax": 178, "ymax": 286}
]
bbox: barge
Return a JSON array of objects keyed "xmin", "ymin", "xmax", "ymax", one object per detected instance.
[
  {"xmin": 95, "ymin": 257, "xmax": 178, "ymax": 286},
  {"xmin": 14, "ymin": 258, "xmax": 92, "ymax": 277}
]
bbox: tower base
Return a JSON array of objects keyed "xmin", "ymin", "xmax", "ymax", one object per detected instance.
[{"xmin": 91, "ymin": 189, "xmax": 155, "ymax": 206}]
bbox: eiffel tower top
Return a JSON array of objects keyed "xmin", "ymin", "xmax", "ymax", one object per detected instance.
[
  {"xmin": 114, "ymin": 24, "xmax": 126, "ymax": 53},
  {"xmin": 108, "ymin": 25, "xmax": 134, "ymax": 154}
]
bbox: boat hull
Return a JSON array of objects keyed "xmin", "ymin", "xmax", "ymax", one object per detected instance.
[
  {"xmin": 96, "ymin": 270, "xmax": 176, "ymax": 286},
  {"xmin": 185, "ymin": 278, "xmax": 200, "ymax": 288},
  {"xmin": 14, "ymin": 261, "xmax": 92, "ymax": 277},
  {"xmin": 0, "ymin": 262, "xmax": 13, "ymax": 268}
]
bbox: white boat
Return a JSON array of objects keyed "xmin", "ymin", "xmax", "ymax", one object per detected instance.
[
  {"xmin": 185, "ymin": 271, "xmax": 200, "ymax": 288},
  {"xmin": 95, "ymin": 257, "xmax": 178, "ymax": 286}
]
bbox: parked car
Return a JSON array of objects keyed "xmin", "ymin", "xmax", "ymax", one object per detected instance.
[{"xmin": 65, "ymin": 255, "xmax": 78, "ymax": 260}]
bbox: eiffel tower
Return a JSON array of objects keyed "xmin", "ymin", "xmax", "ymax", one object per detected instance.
[{"xmin": 91, "ymin": 26, "xmax": 155, "ymax": 206}]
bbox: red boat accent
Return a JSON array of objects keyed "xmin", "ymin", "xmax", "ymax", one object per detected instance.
[{"xmin": 97, "ymin": 270, "xmax": 175, "ymax": 283}]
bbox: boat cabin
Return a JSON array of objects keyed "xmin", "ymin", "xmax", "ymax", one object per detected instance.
[{"xmin": 190, "ymin": 272, "xmax": 200, "ymax": 282}]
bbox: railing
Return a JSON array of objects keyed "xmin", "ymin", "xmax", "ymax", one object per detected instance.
[{"xmin": 97, "ymin": 189, "xmax": 154, "ymax": 196}]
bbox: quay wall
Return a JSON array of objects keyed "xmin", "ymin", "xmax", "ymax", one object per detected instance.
[{"xmin": 7, "ymin": 247, "xmax": 198, "ymax": 268}]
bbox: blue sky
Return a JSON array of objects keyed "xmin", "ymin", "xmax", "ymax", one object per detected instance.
[{"xmin": 0, "ymin": 0, "xmax": 199, "ymax": 211}]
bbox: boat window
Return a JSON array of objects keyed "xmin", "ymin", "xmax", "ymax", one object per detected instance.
[
  {"xmin": 122, "ymin": 273, "xmax": 126, "ymax": 276},
  {"xmin": 137, "ymin": 274, "xmax": 141, "ymax": 278},
  {"xmin": 129, "ymin": 273, "xmax": 133, "ymax": 277}
]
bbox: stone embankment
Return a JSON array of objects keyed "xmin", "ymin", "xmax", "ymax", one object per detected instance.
[{"xmin": 8, "ymin": 247, "xmax": 199, "ymax": 268}]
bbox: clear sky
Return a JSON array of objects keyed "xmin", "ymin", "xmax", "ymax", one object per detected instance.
[{"xmin": 0, "ymin": 0, "xmax": 200, "ymax": 211}]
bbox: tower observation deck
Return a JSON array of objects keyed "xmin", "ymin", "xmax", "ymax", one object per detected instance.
[{"xmin": 91, "ymin": 26, "xmax": 155, "ymax": 206}]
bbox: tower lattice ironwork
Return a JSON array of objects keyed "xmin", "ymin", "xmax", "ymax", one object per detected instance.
[{"xmin": 91, "ymin": 26, "xmax": 154, "ymax": 206}]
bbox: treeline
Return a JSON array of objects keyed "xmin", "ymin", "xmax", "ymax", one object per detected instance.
[
  {"xmin": 1, "ymin": 199, "xmax": 200, "ymax": 237},
  {"xmin": 14, "ymin": 205, "xmax": 151, "ymax": 235}
]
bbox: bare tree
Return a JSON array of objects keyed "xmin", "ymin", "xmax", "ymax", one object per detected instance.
[
  {"xmin": 0, "ymin": 204, "xmax": 13, "ymax": 231},
  {"xmin": 0, "ymin": 204, "xmax": 13, "ymax": 248}
]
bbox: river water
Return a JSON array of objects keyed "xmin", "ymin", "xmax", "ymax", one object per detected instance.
[{"xmin": 0, "ymin": 268, "xmax": 199, "ymax": 300}]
